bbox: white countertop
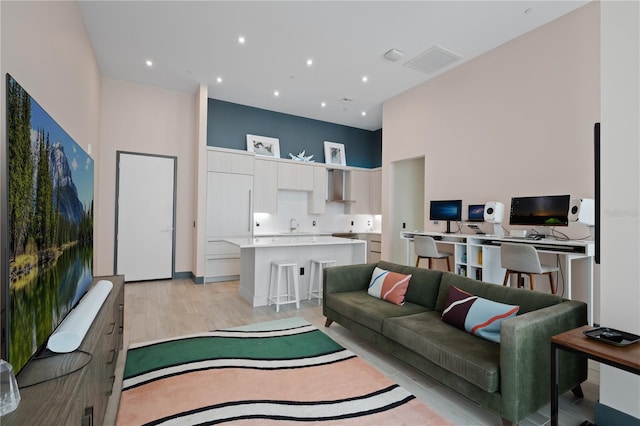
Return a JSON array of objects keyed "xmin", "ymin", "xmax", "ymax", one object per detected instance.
[{"xmin": 225, "ymin": 235, "xmax": 367, "ymax": 248}]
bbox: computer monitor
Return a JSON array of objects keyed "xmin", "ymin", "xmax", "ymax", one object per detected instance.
[
  {"xmin": 509, "ymin": 195, "xmax": 570, "ymax": 226},
  {"xmin": 467, "ymin": 204, "xmax": 485, "ymax": 222},
  {"xmin": 429, "ymin": 199, "xmax": 462, "ymax": 233}
]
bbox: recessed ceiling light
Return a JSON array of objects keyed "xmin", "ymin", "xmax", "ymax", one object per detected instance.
[
  {"xmin": 145, "ymin": 59, "xmax": 153, "ymax": 67},
  {"xmin": 306, "ymin": 59, "xmax": 314, "ymax": 66},
  {"xmin": 238, "ymin": 35, "xmax": 246, "ymax": 44},
  {"xmin": 361, "ymin": 76, "xmax": 368, "ymax": 83},
  {"xmin": 274, "ymin": 90, "xmax": 280, "ymax": 97},
  {"xmin": 321, "ymin": 102, "xmax": 326, "ymax": 107},
  {"xmin": 216, "ymin": 77, "xmax": 222, "ymax": 83},
  {"xmin": 361, "ymin": 111, "xmax": 367, "ymax": 116}
]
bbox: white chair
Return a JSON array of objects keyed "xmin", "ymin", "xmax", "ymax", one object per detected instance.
[
  {"xmin": 308, "ymin": 258, "xmax": 336, "ymax": 305},
  {"xmin": 414, "ymin": 236, "xmax": 452, "ymax": 271},
  {"xmin": 268, "ymin": 260, "xmax": 300, "ymax": 312},
  {"xmin": 500, "ymin": 243, "xmax": 558, "ymax": 294}
]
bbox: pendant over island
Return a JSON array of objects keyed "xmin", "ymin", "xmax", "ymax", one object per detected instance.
[{"xmin": 225, "ymin": 235, "xmax": 367, "ymax": 307}]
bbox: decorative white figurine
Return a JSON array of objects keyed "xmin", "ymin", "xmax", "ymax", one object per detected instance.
[{"xmin": 288, "ymin": 151, "xmax": 315, "ymax": 162}]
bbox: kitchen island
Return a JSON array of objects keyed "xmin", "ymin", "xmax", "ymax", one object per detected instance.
[{"xmin": 225, "ymin": 236, "xmax": 367, "ymax": 307}]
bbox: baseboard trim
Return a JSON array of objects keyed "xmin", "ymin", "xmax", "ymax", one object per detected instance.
[{"xmin": 596, "ymin": 400, "xmax": 640, "ymax": 426}]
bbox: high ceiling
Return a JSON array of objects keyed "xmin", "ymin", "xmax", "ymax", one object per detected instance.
[{"xmin": 79, "ymin": 1, "xmax": 589, "ymax": 131}]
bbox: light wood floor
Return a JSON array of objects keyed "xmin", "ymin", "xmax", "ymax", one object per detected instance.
[{"xmin": 104, "ymin": 278, "xmax": 599, "ymax": 426}]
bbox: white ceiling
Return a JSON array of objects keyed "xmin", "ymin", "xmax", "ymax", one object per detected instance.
[{"xmin": 78, "ymin": 1, "xmax": 589, "ymax": 131}]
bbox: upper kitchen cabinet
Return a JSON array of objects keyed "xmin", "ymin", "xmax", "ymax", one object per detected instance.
[
  {"xmin": 308, "ymin": 165, "xmax": 327, "ymax": 215},
  {"xmin": 254, "ymin": 158, "xmax": 278, "ymax": 213},
  {"xmin": 346, "ymin": 169, "xmax": 371, "ymax": 215},
  {"xmin": 370, "ymin": 169, "xmax": 382, "ymax": 215},
  {"xmin": 277, "ymin": 161, "xmax": 314, "ymax": 191},
  {"xmin": 207, "ymin": 148, "xmax": 254, "ymax": 175}
]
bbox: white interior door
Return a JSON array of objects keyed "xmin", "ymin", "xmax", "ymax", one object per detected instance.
[{"xmin": 116, "ymin": 152, "xmax": 176, "ymax": 281}]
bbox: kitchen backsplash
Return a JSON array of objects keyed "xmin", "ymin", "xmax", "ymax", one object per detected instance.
[{"xmin": 254, "ymin": 190, "xmax": 381, "ymax": 235}]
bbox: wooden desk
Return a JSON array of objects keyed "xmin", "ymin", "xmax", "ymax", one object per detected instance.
[{"xmin": 550, "ymin": 326, "xmax": 640, "ymax": 426}]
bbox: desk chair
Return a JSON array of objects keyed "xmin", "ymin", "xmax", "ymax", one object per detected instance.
[
  {"xmin": 500, "ymin": 243, "xmax": 557, "ymax": 294},
  {"xmin": 414, "ymin": 236, "xmax": 452, "ymax": 271}
]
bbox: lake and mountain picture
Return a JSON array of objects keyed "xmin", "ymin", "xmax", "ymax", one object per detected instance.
[{"xmin": 6, "ymin": 75, "xmax": 94, "ymax": 373}]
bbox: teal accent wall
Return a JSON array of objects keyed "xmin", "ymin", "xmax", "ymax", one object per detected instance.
[{"xmin": 207, "ymin": 99, "xmax": 382, "ymax": 168}]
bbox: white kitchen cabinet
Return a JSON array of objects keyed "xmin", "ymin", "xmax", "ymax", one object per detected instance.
[
  {"xmin": 346, "ymin": 169, "xmax": 371, "ymax": 214},
  {"xmin": 254, "ymin": 158, "xmax": 278, "ymax": 213},
  {"xmin": 206, "ymin": 172, "xmax": 253, "ymax": 236},
  {"xmin": 370, "ymin": 169, "xmax": 382, "ymax": 215},
  {"xmin": 278, "ymin": 161, "xmax": 314, "ymax": 191},
  {"xmin": 206, "ymin": 171, "xmax": 253, "ymax": 281},
  {"xmin": 205, "ymin": 240, "xmax": 241, "ymax": 282},
  {"xmin": 308, "ymin": 165, "xmax": 327, "ymax": 214},
  {"xmin": 207, "ymin": 148, "xmax": 254, "ymax": 174}
]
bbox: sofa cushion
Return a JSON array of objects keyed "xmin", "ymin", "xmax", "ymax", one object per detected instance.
[
  {"xmin": 368, "ymin": 267, "xmax": 411, "ymax": 305},
  {"xmin": 383, "ymin": 311, "xmax": 501, "ymax": 393},
  {"xmin": 325, "ymin": 291, "xmax": 428, "ymax": 333},
  {"xmin": 435, "ymin": 272, "xmax": 562, "ymax": 314},
  {"xmin": 441, "ymin": 285, "xmax": 519, "ymax": 343},
  {"xmin": 376, "ymin": 261, "xmax": 442, "ymax": 309}
]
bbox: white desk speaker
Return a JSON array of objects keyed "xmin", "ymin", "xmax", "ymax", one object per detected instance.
[
  {"xmin": 484, "ymin": 201, "xmax": 505, "ymax": 223},
  {"xmin": 569, "ymin": 198, "xmax": 595, "ymax": 226}
]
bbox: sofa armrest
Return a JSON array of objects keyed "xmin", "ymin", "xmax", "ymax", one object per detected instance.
[
  {"xmin": 499, "ymin": 300, "xmax": 587, "ymax": 424},
  {"xmin": 323, "ymin": 263, "xmax": 377, "ymax": 295}
]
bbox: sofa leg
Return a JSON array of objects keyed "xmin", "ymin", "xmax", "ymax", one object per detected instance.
[
  {"xmin": 324, "ymin": 318, "xmax": 333, "ymax": 327},
  {"xmin": 571, "ymin": 384, "xmax": 584, "ymax": 399},
  {"xmin": 501, "ymin": 418, "xmax": 517, "ymax": 426}
]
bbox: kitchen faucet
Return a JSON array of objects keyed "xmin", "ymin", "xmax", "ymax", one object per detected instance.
[{"xmin": 290, "ymin": 218, "xmax": 298, "ymax": 232}]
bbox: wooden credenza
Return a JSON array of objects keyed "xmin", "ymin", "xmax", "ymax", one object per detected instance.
[{"xmin": 4, "ymin": 275, "xmax": 124, "ymax": 426}]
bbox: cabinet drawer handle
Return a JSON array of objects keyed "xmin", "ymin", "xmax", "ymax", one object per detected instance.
[
  {"xmin": 106, "ymin": 375, "xmax": 116, "ymax": 396},
  {"xmin": 106, "ymin": 348, "xmax": 116, "ymax": 365},
  {"xmin": 106, "ymin": 322, "xmax": 116, "ymax": 335}
]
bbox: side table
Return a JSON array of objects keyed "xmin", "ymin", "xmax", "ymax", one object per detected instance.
[{"xmin": 551, "ymin": 325, "xmax": 640, "ymax": 426}]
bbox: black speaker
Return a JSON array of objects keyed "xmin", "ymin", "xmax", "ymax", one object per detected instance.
[{"xmin": 594, "ymin": 122, "xmax": 600, "ymax": 264}]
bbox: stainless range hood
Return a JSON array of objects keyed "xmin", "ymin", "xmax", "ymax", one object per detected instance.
[{"xmin": 327, "ymin": 169, "xmax": 355, "ymax": 203}]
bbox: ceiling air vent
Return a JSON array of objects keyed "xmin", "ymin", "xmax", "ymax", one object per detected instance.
[{"xmin": 404, "ymin": 45, "xmax": 462, "ymax": 75}]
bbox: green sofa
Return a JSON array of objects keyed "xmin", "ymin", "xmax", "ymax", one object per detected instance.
[{"xmin": 323, "ymin": 260, "xmax": 587, "ymax": 426}]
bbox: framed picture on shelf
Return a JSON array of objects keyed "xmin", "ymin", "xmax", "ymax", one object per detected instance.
[
  {"xmin": 324, "ymin": 141, "xmax": 346, "ymax": 166},
  {"xmin": 246, "ymin": 134, "xmax": 280, "ymax": 158}
]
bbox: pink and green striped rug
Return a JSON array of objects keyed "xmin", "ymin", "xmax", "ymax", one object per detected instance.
[{"xmin": 116, "ymin": 318, "xmax": 452, "ymax": 425}]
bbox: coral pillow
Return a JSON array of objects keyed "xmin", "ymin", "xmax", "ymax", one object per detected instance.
[
  {"xmin": 441, "ymin": 285, "xmax": 519, "ymax": 343},
  {"xmin": 368, "ymin": 267, "xmax": 411, "ymax": 305}
]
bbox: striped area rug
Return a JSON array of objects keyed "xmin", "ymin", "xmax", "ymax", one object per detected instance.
[{"xmin": 116, "ymin": 318, "xmax": 452, "ymax": 425}]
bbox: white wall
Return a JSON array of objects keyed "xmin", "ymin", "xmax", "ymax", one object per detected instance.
[
  {"xmin": 97, "ymin": 77, "xmax": 196, "ymax": 276},
  {"xmin": 381, "ymin": 3, "xmax": 600, "ymax": 302},
  {"xmin": 599, "ymin": 0, "xmax": 640, "ymax": 420},
  {"xmin": 0, "ymin": 0, "xmax": 101, "ymax": 288}
]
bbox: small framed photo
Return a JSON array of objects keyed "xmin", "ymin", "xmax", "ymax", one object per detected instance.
[
  {"xmin": 246, "ymin": 134, "xmax": 280, "ymax": 158},
  {"xmin": 324, "ymin": 141, "xmax": 346, "ymax": 166}
]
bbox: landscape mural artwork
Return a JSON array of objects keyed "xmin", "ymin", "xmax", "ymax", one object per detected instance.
[{"xmin": 6, "ymin": 74, "xmax": 94, "ymax": 373}]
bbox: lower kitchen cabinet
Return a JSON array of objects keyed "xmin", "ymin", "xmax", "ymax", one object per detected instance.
[{"xmin": 205, "ymin": 239, "xmax": 241, "ymax": 282}]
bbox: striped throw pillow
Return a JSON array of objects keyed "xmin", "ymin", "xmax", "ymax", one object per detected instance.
[
  {"xmin": 441, "ymin": 285, "xmax": 519, "ymax": 343},
  {"xmin": 368, "ymin": 267, "xmax": 412, "ymax": 305}
]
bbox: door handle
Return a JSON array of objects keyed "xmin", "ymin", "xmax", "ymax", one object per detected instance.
[{"xmin": 248, "ymin": 190, "xmax": 252, "ymax": 232}]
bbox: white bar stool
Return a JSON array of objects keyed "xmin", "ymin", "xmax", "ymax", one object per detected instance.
[
  {"xmin": 268, "ymin": 260, "xmax": 300, "ymax": 312},
  {"xmin": 308, "ymin": 258, "xmax": 336, "ymax": 305}
]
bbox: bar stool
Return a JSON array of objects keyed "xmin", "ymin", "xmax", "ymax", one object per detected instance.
[
  {"xmin": 268, "ymin": 260, "xmax": 300, "ymax": 312},
  {"xmin": 308, "ymin": 258, "xmax": 336, "ymax": 305}
]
